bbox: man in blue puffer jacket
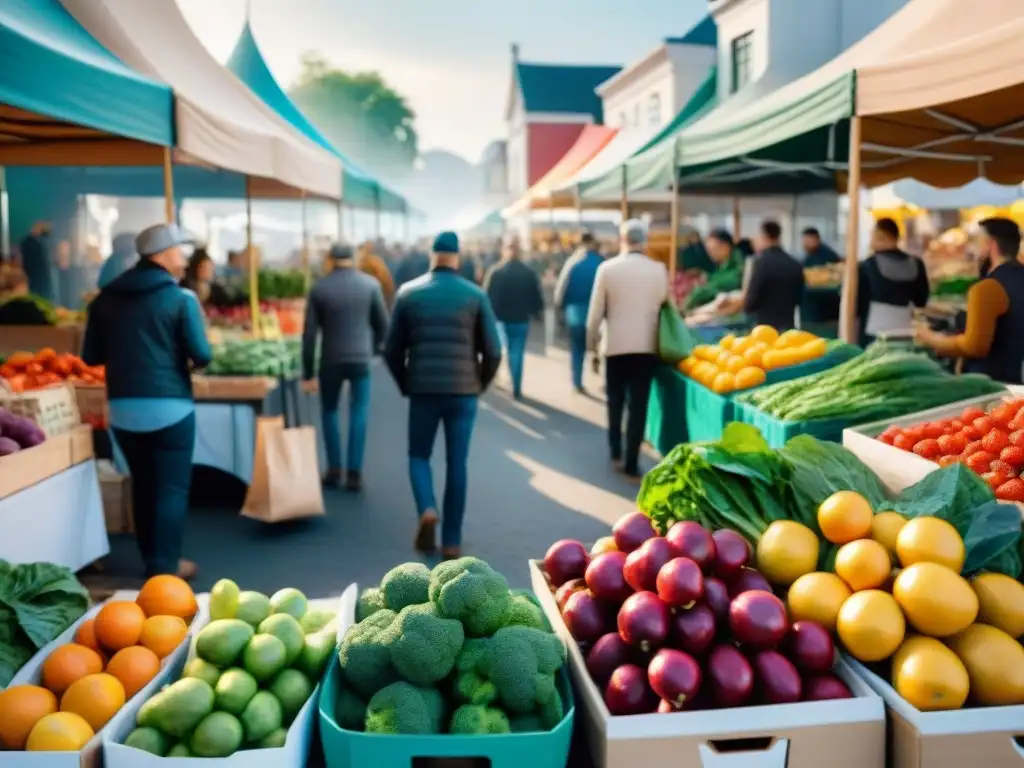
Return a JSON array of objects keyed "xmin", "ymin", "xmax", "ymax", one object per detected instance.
[
  {"xmin": 82, "ymin": 223, "xmax": 212, "ymax": 580},
  {"xmin": 554, "ymin": 232, "xmax": 604, "ymax": 392},
  {"xmin": 384, "ymin": 231, "xmax": 503, "ymax": 560}
]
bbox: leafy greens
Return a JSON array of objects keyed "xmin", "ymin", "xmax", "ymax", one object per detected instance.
[{"xmin": 0, "ymin": 560, "xmax": 90, "ymax": 687}]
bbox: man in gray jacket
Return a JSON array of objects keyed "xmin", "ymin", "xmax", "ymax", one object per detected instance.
[{"xmin": 302, "ymin": 244, "xmax": 389, "ymax": 491}]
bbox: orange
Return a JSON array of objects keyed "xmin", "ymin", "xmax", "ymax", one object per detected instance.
[
  {"xmin": 25, "ymin": 712, "xmax": 94, "ymax": 752},
  {"xmin": 139, "ymin": 615, "xmax": 188, "ymax": 659},
  {"xmin": 41, "ymin": 644, "xmax": 105, "ymax": 696},
  {"xmin": 870, "ymin": 511, "xmax": 908, "ymax": 557},
  {"xmin": 60, "ymin": 673, "xmax": 126, "ymax": 731},
  {"xmin": 892, "ymin": 562, "xmax": 977, "ymax": 637},
  {"xmin": 73, "ymin": 618, "xmax": 101, "ymax": 654},
  {"xmin": 94, "ymin": 601, "xmax": 146, "ymax": 652},
  {"xmin": 895, "ymin": 517, "xmax": 965, "ymax": 572},
  {"xmin": 834, "ymin": 539, "xmax": 892, "ymax": 591},
  {"xmin": 786, "ymin": 572, "xmax": 852, "ymax": 632},
  {"xmin": 750, "ymin": 324, "xmax": 779, "ymax": 345},
  {"xmin": 136, "ymin": 575, "xmax": 197, "ymax": 621},
  {"xmin": 742, "ymin": 342, "xmax": 768, "ymax": 368},
  {"xmin": 817, "ymin": 491, "xmax": 873, "ymax": 544},
  {"xmin": 711, "ymin": 371, "xmax": 735, "ymax": 395},
  {"xmin": 0, "ymin": 685, "xmax": 58, "ymax": 750},
  {"xmin": 836, "ymin": 590, "xmax": 906, "ymax": 662},
  {"xmin": 105, "ymin": 646, "xmax": 161, "ymax": 699},
  {"xmin": 734, "ymin": 366, "xmax": 767, "ymax": 391},
  {"xmin": 892, "ymin": 636, "xmax": 969, "ymax": 711}
]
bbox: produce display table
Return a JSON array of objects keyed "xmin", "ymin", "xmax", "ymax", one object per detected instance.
[
  {"xmin": 0, "ymin": 323, "xmax": 83, "ymax": 356},
  {"xmin": 0, "ymin": 431, "xmax": 109, "ymax": 572}
]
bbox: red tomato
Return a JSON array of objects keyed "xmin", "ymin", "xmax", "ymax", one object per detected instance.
[
  {"xmin": 966, "ymin": 451, "xmax": 997, "ymax": 474},
  {"xmin": 982, "ymin": 429, "xmax": 1010, "ymax": 454},
  {"xmin": 973, "ymin": 416, "xmax": 995, "ymax": 434},
  {"xmin": 912, "ymin": 439, "xmax": 941, "ymax": 460}
]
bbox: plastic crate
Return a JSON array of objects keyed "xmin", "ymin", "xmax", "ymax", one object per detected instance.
[
  {"xmin": 318, "ymin": 654, "xmax": 575, "ymax": 768},
  {"xmin": 645, "ymin": 364, "xmax": 689, "ymax": 454},
  {"xmin": 684, "ymin": 378, "xmax": 734, "ymax": 442},
  {"xmin": 734, "ymin": 401, "xmax": 849, "ymax": 448}
]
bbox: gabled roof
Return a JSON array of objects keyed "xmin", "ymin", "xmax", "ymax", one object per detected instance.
[
  {"xmin": 515, "ymin": 62, "xmax": 622, "ymax": 119},
  {"xmin": 665, "ymin": 15, "xmax": 717, "ymax": 47}
]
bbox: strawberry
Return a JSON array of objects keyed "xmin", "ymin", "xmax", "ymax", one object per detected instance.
[
  {"xmin": 961, "ymin": 406, "xmax": 985, "ymax": 423},
  {"xmin": 983, "ymin": 471, "xmax": 1009, "ymax": 490},
  {"xmin": 996, "ymin": 478, "xmax": 1024, "ymax": 502},
  {"xmin": 937, "ymin": 433, "xmax": 968, "ymax": 456},
  {"xmin": 974, "ymin": 416, "xmax": 995, "ymax": 434},
  {"xmin": 960, "ymin": 424, "xmax": 983, "ymax": 441},
  {"xmin": 893, "ymin": 433, "xmax": 916, "ymax": 452},
  {"xmin": 989, "ymin": 460, "xmax": 1017, "ymax": 478},
  {"xmin": 1010, "ymin": 429, "xmax": 1024, "ymax": 447},
  {"xmin": 1000, "ymin": 446, "xmax": 1024, "ymax": 467},
  {"xmin": 961, "ymin": 440, "xmax": 985, "ymax": 458},
  {"xmin": 938, "ymin": 455, "xmax": 961, "ymax": 468},
  {"xmin": 921, "ymin": 422, "xmax": 945, "ymax": 439},
  {"xmin": 947, "ymin": 419, "xmax": 965, "ymax": 432},
  {"xmin": 982, "ymin": 429, "xmax": 1010, "ymax": 454},
  {"xmin": 913, "ymin": 439, "xmax": 941, "ymax": 460},
  {"xmin": 991, "ymin": 403, "xmax": 1018, "ymax": 427},
  {"xmin": 966, "ymin": 451, "xmax": 997, "ymax": 474}
]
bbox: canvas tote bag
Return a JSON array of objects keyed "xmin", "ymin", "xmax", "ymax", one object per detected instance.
[
  {"xmin": 657, "ymin": 302, "xmax": 697, "ymax": 363},
  {"xmin": 242, "ymin": 416, "xmax": 325, "ymax": 522}
]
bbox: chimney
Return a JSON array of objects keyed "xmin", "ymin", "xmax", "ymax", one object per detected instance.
[{"xmin": 510, "ymin": 43, "xmax": 520, "ymax": 63}]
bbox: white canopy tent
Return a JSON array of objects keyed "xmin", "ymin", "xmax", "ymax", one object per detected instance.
[{"xmin": 59, "ymin": 0, "xmax": 342, "ymax": 200}]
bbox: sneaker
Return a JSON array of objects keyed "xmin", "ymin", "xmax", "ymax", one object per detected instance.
[
  {"xmin": 322, "ymin": 469, "xmax": 343, "ymax": 489},
  {"xmin": 415, "ymin": 510, "xmax": 439, "ymax": 554},
  {"xmin": 345, "ymin": 470, "xmax": 363, "ymax": 492}
]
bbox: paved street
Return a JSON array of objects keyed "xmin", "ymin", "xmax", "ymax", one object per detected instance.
[{"xmin": 88, "ymin": 340, "xmax": 652, "ymax": 597}]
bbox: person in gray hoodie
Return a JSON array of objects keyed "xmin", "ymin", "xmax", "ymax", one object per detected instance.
[{"xmin": 302, "ymin": 244, "xmax": 390, "ymax": 491}]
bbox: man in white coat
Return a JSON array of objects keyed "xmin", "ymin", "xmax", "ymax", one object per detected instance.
[{"xmin": 586, "ymin": 219, "xmax": 669, "ymax": 482}]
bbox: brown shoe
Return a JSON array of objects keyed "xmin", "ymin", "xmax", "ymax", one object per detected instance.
[
  {"xmin": 415, "ymin": 511, "xmax": 439, "ymax": 554},
  {"xmin": 176, "ymin": 559, "xmax": 199, "ymax": 581},
  {"xmin": 441, "ymin": 546, "xmax": 461, "ymax": 561}
]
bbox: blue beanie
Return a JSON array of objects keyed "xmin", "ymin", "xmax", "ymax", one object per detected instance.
[{"xmin": 432, "ymin": 231, "xmax": 460, "ymax": 254}]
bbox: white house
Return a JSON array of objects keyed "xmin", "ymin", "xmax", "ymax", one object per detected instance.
[{"xmin": 597, "ymin": 16, "xmax": 718, "ymax": 140}]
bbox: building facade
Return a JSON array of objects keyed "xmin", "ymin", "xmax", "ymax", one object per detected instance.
[{"xmin": 597, "ymin": 16, "xmax": 717, "ymax": 140}]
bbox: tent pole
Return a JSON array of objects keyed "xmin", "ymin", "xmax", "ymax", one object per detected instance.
[
  {"xmin": 300, "ymin": 191, "xmax": 311, "ymax": 289},
  {"xmin": 336, "ymin": 198, "xmax": 343, "ymax": 242},
  {"xmin": 732, "ymin": 197, "xmax": 741, "ymax": 238},
  {"xmin": 840, "ymin": 115, "xmax": 863, "ymax": 344},
  {"xmin": 574, "ymin": 189, "xmax": 584, "ymax": 235},
  {"xmin": 669, "ymin": 140, "xmax": 680, "ymax": 289},
  {"xmin": 162, "ymin": 147, "xmax": 175, "ymax": 224},
  {"xmin": 245, "ymin": 176, "xmax": 260, "ymax": 337},
  {"xmin": 619, "ymin": 167, "xmax": 629, "ymax": 222}
]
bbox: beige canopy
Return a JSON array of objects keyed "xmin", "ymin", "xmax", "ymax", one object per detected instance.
[
  {"xmin": 855, "ymin": 4, "xmax": 1024, "ymax": 188},
  {"xmin": 59, "ymin": 0, "xmax": 343, "ymax": 200}
]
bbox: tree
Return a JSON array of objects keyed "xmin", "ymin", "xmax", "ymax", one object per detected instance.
[{"xmin": 289, "ymin": 53, "xmax": 418, "ymax": 172}]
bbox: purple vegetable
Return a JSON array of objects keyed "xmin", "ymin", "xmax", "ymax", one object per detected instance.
[
  {"xmin": 0, "ymin": 436, "xmax": 21, "ymax": 455},
  {"xmin": 3, "ymin": 415, "xmax": 45, "ymax": 448}
]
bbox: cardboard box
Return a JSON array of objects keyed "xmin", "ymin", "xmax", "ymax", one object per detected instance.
[
  {"xmin": 0, "ymin": 382, "xmax": 81, "ymax": 437},
  {"xmin": 528, "ymin": 561, "xmax": 886, "ymax": 768},
  {"xmin": 193, "ymin": 375, "xmax": 279, "ymax": 402},
  {"xmin": 0, "ymin": 430, "xmax": 73, "ymax": 499},
  {"xmin": 8, "ymin": 590, "xmax": 203, "ymax": 768},
  {"xmin": 74, "ymin": 383, "xmax": 108, "ymax": 425},
  {"xmin": 841, "ymin": 394, "xmax": 1011, "ymax": 495},
  {"xmin": 99, "ymin": 462, "xmax": 133, "ymax": 534},
  {"xmin": 103, "ymin": 590, "xmax": 347, "ymax": 768},
  {"xmin": 70, "ymin": 423, "xmax": 94, "ymax": 465},
  {"xmin": 0, "ymin": 323, "xmax": 83, "ymax": 356},
  {"xmin": 845, "ymin": 657, "xmax": 1024, "ymax": 768}
]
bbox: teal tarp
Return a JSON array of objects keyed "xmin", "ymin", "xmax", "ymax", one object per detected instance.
[
  {"xmin": 0, "ymin": 0, "xmax": 173, "ymax": 147},
  {"xmin": 226, "ymin": 23, "xmax": 407, "ymax": 213}
]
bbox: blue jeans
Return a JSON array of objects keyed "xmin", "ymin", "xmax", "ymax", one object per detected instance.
[
  {"xmin": 319, "ymin": 363, "xmax": 371, "ymax": 473},
  {"xmin": 499, "ymin": 322, "xmax": 529, "ymax": 396},
  {"xmin": 568, "ymin": 324, "xmax": 587, "ymax": 389},
  {"xmin": 408, "ymin": 395, "xmax": 479, "ymax": 548},
  {"xmin": 113, "ymin": 413, "xmax": 195, "ymax": 577}
]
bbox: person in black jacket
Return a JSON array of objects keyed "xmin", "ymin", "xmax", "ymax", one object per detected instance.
[
  {"xmin": 384, "ymin": 231, "xmax": 502, "ymax": 559},
  {"xmin": 744, "ymin": 220, "xmax": 805, "ymax": 330},
  {"xmin": 857, "ymin": 217, "xmax": 930, "ymax": 345},
  {"xmin": 483, "ymin": 236, "xmax": 544, "ymax": 400}
]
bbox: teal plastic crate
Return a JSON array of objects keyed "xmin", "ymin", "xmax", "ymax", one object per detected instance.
[
  {"xmin": 646, "ymin": 364, "xmax": 689, "ymax": 454},
  {"xmin": 734, "ymin": 401, "xmax": 849, "ymax": 448},
  {"xmin": 318, "ymin": 654, "xmax": 575, "ymax": 768},
  {"xmin": 684, "ymin": 377, "xmax": 735, "ymax": 442}
]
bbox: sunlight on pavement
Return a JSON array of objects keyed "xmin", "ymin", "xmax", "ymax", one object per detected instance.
[
  {"xmin": 505, "ymin": 450, "xmax": 636, "ymax": 526},
  {"xmin": 480, "ymin": 401, "xmax": 545, "ymax": 440}
]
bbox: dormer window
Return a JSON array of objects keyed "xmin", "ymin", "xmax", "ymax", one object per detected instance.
[{"xmin": 731, "ymin": 32, "xmax": 753, "ymax": 93}]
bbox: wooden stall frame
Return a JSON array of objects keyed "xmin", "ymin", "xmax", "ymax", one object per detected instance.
[{"xmin": 840, "ymin": 115, "xmax": 863, "ymax": 344}]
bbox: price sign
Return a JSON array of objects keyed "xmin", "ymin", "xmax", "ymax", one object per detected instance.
[{"xmin": 257, "ymin": 312, "xmax": 283, "ymax": 341}]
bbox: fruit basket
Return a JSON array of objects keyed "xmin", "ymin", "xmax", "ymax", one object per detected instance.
[{"xmin": 528, "ymin": 558, "xmax": 885, "ymax": 768}]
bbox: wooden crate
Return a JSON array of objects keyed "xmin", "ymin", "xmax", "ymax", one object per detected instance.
[
  {"xmin": 74, "ymin": 383, "xmax": 108, "ymax": 426},
  {"xmin": 0, "ymin": 382, "xmax": 81, "ymax": 437}
]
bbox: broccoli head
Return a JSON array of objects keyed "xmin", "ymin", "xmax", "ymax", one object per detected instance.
[
  {"xmin": 449, "ymin": 705, "xmax": 511, "ymax": 735},
  {"xmin": 339, "ymin": 609, "xmax": 398, "ymax": 698},
  {"xmin": 380, "ymin": 563, "xmax": 431, "ymax": 612},
  {"xmin": 364, "ymin": 682, "xmax": 445, "ymax": 735},
  {"xmin": 356, "ymin": 587, "xmax": 386, "ymax": 623},
  {"xmin": 334, "ymin": 686, "xmax": 366, "ymax": 732},
  {"xmin": 504, "ymin": 593, "xmax": 548, "ymax": 631},
  {"xmin": 381, "ymin": 602, "xmax": 464, "ymax": 686},
  {"xmin": 509, "ymin": 713, "xmax": 545, "ymax": 733},
  {"xmin": 429, "ymin": 557, "xmax": 512, "ymax": 636},
  {"xmin": 452, "ymin": 626, "xmax": 566, "ymax": 715},
  {"xmin": 538, "ymin": 685, "xmax": 564, "ymax": 729}
]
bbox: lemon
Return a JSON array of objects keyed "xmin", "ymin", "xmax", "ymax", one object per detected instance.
[
  {"xmin": 787, "ymin": 572, "xmax": 851, "ymax": 632},
  {"xmin": 837, "ymin": 590, "xmax": 906, "ymax": 662},
  {"xmin": 871, "ymin": 511, "xmax": 908, "ymax": 557},
  {"xmin": 896, "ymin": 517, "xmax": 965, "ymax": 572},
  {"xmin": 755, "ymin": 521, "xmax": 820, "ymax": 586},
  {"xmin": 893, "ymin": 562, "xmax": 977, "ymax": 637}
]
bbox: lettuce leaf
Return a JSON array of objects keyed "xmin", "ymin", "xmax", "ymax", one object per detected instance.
[{"xmin": 0, "ymin": 560, "xmax": 89, "ymax": 686}]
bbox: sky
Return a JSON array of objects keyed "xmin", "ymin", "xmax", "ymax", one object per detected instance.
[{"xmin": 176, "ymin": 0, "xmax": 707, "ymax": 162}]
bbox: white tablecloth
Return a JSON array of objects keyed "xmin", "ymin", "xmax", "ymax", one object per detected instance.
[{"xmin": 0, "ymin": 460, "xmax": 109, "ymax": 571}]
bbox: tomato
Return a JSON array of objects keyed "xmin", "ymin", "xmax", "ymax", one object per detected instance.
[
  {"xmin": 893, "ymin": 433, "xmax": 916, "ymax": 452},
  {"xmin": 965, "ymin": 451, "xmax": 997, "ymax": 474},
  {"xmin": 912, "ymin": 439, "xmax": 941, "ymax": 460},
  {"xmin": 973, "ymin": 416, "xmax": 995, "ymax": 434},
  {"xmin": 982, "ymin": 429, "xmax": 1010, "ymax": 454},
  {"xmin": 962, "ymin": 406, "xmax": 986, "ymax": 423}
]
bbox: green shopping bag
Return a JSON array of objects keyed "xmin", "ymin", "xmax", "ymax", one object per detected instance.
[{"xmin": 658, "ymin": 302, "xmax": 697, "ymax": 363}]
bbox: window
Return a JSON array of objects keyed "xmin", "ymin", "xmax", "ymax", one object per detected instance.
[
  {"xmin": 647, "ymin": 93, "xmax": 662, "ymax": 127},
  {"xmin": 731, "ymin": 32, "xmax": 754, "ymax": 93}
]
